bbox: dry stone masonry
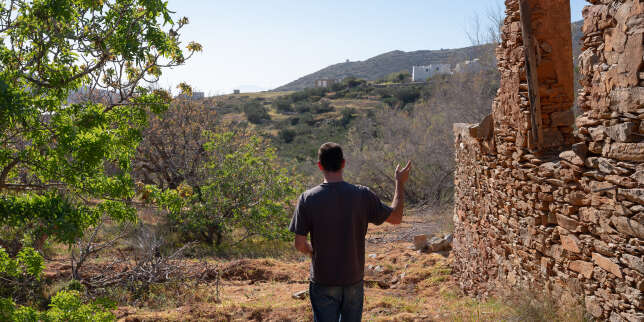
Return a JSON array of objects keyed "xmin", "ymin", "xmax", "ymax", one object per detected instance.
[{"xmin": 452, "ymin": 0, "xmax": 643, "ymax": 321}]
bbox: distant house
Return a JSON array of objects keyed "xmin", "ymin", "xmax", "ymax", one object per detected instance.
[
  {"xmin": 233, "ymin": 89, "xmax": 241, "ymax": 94},
  {"xmin": 315, "ymin": 79, "xmax": 337, "ymax": 88},
  {"xmin": 454, "ymin": 59, "xmax": 483, "ymax": 74},
  {"xmin": 411, "ymin": 64, "xmax": 451, "ymax": 82}
]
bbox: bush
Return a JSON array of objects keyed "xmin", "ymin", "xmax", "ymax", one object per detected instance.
[
  {"xmin": 294, "ymin": 101, "xmax": 311, "ymax": 113},
  {"xmin": 384, "ymin": 70, "xmax": 411, "ymax": 83},
  {"xmin": 312, "ymin": 101, "xmax": 334, "ymax": 114},
  {"xmin": 340, "ymin": 108, "xmax": 356, "ymax": 127},
  {"xmin": 0, "ymin": 246, "xmax": 45, "ymax": 305},
  {"xmin": 392, "ymin": 87, "xmax": 421, "ymax": 106},
  {"xmin": 289, "ymin": 87, "xmax": 328, "ymax": 103},
  {"xmin": 345, "ymin": 71, "xmax": 498, "ymax": 206},
  {"xmin": 0, "ymin": 247, "xmax": 115, "ymax": 322},
  {"xmin": 162, "ymin": 132, "xmax": 299, "ymax": 246},
  {"xmin": 376, "ymin": 88, "xmax": 392, "ymax": 98},
  {"xmin": 279, "ymin": 129, "xmax": 297, "ymax": 143},
  {"xmin": 343, "ymin": 77, "xmax": 366, "ymax": 88},
  {"xmin": 273, "ymin": 98, "xmax": 293, "ymax": 113},
  {"xmin": 243, "ymin": 101, "xmax": 271, "ymax": 124}
]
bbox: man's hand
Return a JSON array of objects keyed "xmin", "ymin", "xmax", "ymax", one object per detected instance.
[
  {"xmin": 395, "ymin": 161, "xmax": 412, "ymax": 185},
  {"xmin": 387, "ymin": 160, "xmax": 412, "ymax": 225},
  {"xmin": 294, "ymin": 234, "xmax": 313, "ymax": 257}
]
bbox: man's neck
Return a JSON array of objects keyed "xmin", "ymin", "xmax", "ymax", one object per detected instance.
[{"xmin": 323, "ymin": 171, "xmax": 344, "ymax": 183}]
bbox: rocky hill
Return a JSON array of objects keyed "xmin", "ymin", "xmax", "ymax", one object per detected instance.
[{"xmin": 275, "ymin": 20, "xmax": 584, "ymax": 92}]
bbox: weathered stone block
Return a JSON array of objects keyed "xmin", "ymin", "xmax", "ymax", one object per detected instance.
[
  {"xmin": 592, "ymin": 253, "xmax": 623, "ymax": 278},
  {"xmin": 605, "ymin": 143, "xmax": 644, "ymax": 162},
  {"xmin": 611, "ymin": 216, "xmax": 644, "ymax": 239},
  {"xmin": 579, "ymin": 207, "xmax": 599, "ymax": 224},
  {"xmin": 557, "ymin": 214, "xmax": 581, "ymax": 232},
  {"xmin": 621, "ymin": 254, "xmax": 644, "ymax": 274},
  {"xmin": 570, "ymin": 260, "xmax": 594, "ymax": 278},
  {"xmin": 561, "ymin": 234, "xmax": 582, "ymax": 253},
  {"xmin": 606, "ymin": 122, "xmax": 637, "ymax": 142},
  {"xmin": 559, "ymin": 150, "xmax": 585, "ymax": 166},
  {"xmin": 618, "ymin": 188, "xmax": 644, "ymax": 205}
]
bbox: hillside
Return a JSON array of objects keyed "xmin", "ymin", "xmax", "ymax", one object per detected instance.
[
  {"xmin": 274, "ymin": 45, "xmax": 494, "ymax": 91},
  {"xmin": 275, "ymin": 20, "xmax": 584, "ymax": 92}
]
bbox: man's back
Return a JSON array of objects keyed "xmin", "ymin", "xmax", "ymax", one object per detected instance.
[{"xmin": 289, "ymin": 181, "xmax": 391, "ymax": 286}]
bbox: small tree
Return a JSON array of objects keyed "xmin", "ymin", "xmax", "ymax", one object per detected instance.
[
  {"xmin": 165, "ymin": 132, "xmax": 298, "ymax": 246},
  {"xmin": 134, "ymin": 99, "xmax": 218, "ymax": 190},
  {"xmin": 273, "ymin": 97, "xmax": 294, "ymax": 113},
  {"xmin": 243, "ymin": 101, "xmax": 271, "ymax": 124},
  {"xmin": 279, "ymin": 129, "xmax": 297, "ymax": 143}
]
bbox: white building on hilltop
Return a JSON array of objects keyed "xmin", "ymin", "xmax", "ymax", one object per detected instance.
[{"xmin": 412, "ymin": 64, "xmax": 451, "ymax": 82}]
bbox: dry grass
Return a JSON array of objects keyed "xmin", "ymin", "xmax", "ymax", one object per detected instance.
[{"xmin": 40, "ymin": 213, "xmax": 588, "ymax": 321}]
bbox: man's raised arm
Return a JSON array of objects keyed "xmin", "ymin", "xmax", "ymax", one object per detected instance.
[{"xmin": 386, "ymin": 161, "xmax": 412, "ymax": 225}]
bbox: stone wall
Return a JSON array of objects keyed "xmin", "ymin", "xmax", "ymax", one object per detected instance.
[{"xmin": 452, "ymin": 0, "xmax": 643, "ymax": 321}]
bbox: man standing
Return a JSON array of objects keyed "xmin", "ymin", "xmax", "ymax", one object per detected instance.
[{"xmin": 289, "ymin": 142, "xmax": 411, "ymax": 322}]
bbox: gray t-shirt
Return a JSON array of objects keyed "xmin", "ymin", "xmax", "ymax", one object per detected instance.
[{"xmin": 289, "ymin": 181, "xmax": 392, "ymax": 286}]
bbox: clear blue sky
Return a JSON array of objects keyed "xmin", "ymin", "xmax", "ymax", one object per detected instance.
[{"xmin": 160, "ymin": 0, "xmax": 589, "ymax": 94}]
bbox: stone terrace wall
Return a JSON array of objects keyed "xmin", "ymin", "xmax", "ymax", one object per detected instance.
[{"xmin": 452, "ymin": 0, "xmax": 643, "ymax": 321}]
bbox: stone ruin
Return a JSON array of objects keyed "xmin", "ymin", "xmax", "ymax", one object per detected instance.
[{"xmin": 452, "ymin": 0, "xmax": 643, "ymax": 321}]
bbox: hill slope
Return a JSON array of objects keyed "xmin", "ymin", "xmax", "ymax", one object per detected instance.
[
  {"xmin": 274, "ymin": 45, "xmax": 494, "ymax": 91},
  {"xmin": 275, "ymin": 20, "xmax": 584, "ymax": 92}
]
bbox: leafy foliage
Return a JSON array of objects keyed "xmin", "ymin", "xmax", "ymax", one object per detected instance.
[
  {"xmin": 0, "ymin": 290, "xmax": 115, "ymax": 322},
  {"xmin": 0, "ymin": 246, "xmax": 115, "ymax": 321},
  {"xmin": 0, "ymin": 0, "xmax": 200, "ymax": 250}
]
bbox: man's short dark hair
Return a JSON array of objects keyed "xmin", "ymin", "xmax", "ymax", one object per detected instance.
[{"xmin": 318, "ymin": 142, "xmax": 344, "ymax": 172}]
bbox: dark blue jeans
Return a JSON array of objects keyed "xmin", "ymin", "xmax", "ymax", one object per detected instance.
[{"xmin": 309, "ymin": 280, "xmax": 364, "ymax": 322}]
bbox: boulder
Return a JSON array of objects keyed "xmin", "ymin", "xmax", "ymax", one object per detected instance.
[{"xmin": 413, "ymin": 234, "xmax": 428, "ymax": 250}]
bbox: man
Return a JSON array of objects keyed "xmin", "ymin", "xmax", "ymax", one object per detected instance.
[{"xmin": 289, "ymin": 142, "xmax": 411, "ymax": 322}]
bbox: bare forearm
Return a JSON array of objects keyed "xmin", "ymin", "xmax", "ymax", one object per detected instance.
[{"xmin": 388, "ymin": 182, "xmax": 404, "ymax": 224}]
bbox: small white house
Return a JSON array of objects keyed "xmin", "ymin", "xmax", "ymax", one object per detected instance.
[
  {"xmin": 315, "ymin": 79, "xmax": 337, "ymax": 88},
  {"xmin": 412, "ymin": 64, "xmax": 452, "ymax": 82}
]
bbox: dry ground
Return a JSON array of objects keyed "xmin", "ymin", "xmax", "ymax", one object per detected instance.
[{"xmin": 41, "ymin": 211, "xmax": 583, "ymax": 321}]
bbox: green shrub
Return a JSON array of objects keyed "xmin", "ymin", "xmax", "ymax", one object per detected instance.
[
  {"xmin": 243, "ymin": 101, "xmax": 271, "ymax": 124},
  {"xmin": 162, "ymin": 132, "xmax": 299, "ymax": 246},
  {"xmin": 0, "ymin": 247, "xmax": 115, "ymax": 322},
  {"xmin": 0, "ymin": 246, "xmax": 44, "ymax": 303},
  {"xmin": 273, "ymin": 98, "xmax": 293, "ymax": 113},
  {"xmin": 279, "ymin": 129, "xmax": 297, "ymax": 143},
  {"xmin": 0, "ymin": 290, "xmax": 116, "ymax": 322},
  {"xmin": 343, "ymin": 77, "xmax": 366, "ymax": 88},
  {"xmin": 294, "ymin": 101, "xmax": 311, "ymax": 113},
  {"xmin": 393, "ymin": 87, "xmax": 421, "ymax": 106},
  {"xmin": 340, "ymin": 108, "xmax": 356, "ymax": 127},
  {"xmin": 312, "ymin": 101, "xmax": 334, "ymax": 114}
]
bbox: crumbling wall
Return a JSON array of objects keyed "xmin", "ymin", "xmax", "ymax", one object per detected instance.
[{"xmin": 452, "ymin": 0, "xmax": 643, "ymax": 321}]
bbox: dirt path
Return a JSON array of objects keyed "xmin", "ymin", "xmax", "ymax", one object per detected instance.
[{"xmin": 366, "ymin": 209, "xmax": 443, "ymax": 244}]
